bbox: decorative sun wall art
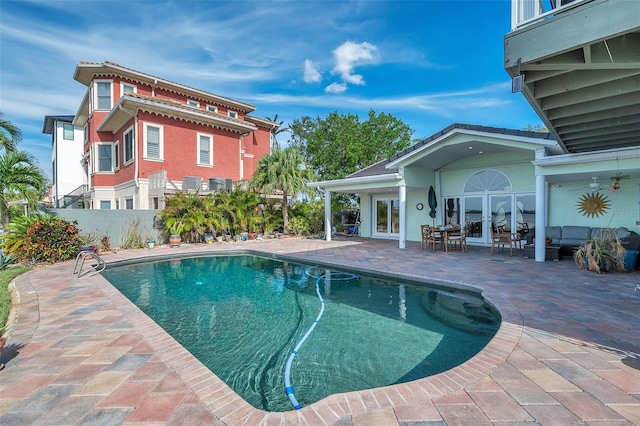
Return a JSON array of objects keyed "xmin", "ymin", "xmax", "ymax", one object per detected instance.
[{"xmin": 576, "ymin": 192, "xmax": 611, "ymax": 218}]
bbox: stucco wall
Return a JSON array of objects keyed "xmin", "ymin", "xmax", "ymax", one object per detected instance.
[{"xmin": 49, "ymin": 209, "xmax": 162, "ymax": 248}]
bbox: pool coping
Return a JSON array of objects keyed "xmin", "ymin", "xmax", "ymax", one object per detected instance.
[{"xmin": 5, "ymin": 245, "xmax": 523, "ymax": 424}]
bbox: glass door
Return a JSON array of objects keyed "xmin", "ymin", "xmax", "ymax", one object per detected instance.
[
  {"xmin": 463, "ymin": 196, "xmax": 485, "ymax": 244},
  {"xmin": 374, "ymin": 197, "xmax": 400, "ymax": 237},
  {"xmin": 490, "ymin": 194, "xmax": 514, "ymax": 233}
]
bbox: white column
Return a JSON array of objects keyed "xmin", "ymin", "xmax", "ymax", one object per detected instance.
[
  {"xmin": 399, "ymin": 184, "xmax": 406, "ymax": 249},
  {"xmin": 324, "ymin": 189, "xmax": 332, "ymax": 242},
  {"xmin": 535, "ymin": 174, "xmax": 546, "ymax": 262}
]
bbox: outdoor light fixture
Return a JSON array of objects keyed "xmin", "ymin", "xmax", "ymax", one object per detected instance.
[{"xmin": 512, "ymin": 58, "xmax": 524, "ymax": 93}]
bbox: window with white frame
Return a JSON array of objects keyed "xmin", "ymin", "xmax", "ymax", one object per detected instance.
[
  {"xmin": 96, "ymin": 143, "xmax": 114, "ymax": 172},
  {"xmin": 100, "ymin": 200, "xmax": 111, "ymax": 210},
  {"xmin": 95, "ymin": 80, "xmax": 113, "ymax": 110},
  {"xmin": 144, "ymin": 123, "xmax": 163, "ymax": 160},
  {"xmin": 123, "ymin": 126, "xmax": 134, "ymax": 164},
  {"xmin": 84, "ymin": 123, "xmax": 88, "ymax": 143},
  {"xmin": 115, "ymin": 199, "xmax": 120, "ymax": 210},
  {"xmin": 121, "ymin": 82, "xmax": 136, "ymax": 95},
  {"xmin": 197, "ymin": 133, "xmax": 213, "ymax": 166},
  {"xmin": 125, "ymin": 198, "xmax": 134, "ymax": 209},
  {"xmin": 187, "ymin": 100, "xmax": 200, "ymax": 108},
  {"xmin": 114, "ymin": 141, "xmax": 120, "ymax": 170},
  {"xmin": 206, "ymin": 105, "xmax": 218, "ymax": 113},
  {"xmin": 228, "ymin": 111, "xmax": 238, "ymax": 119},
  {"xmin": 63, "ymin": 123, "xmax": 74, "ymax": 140}
]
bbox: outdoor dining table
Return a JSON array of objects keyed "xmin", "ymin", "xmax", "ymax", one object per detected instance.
[{"xmin": 434, "ymin": 226, "xmax": 461, "ymax": 252}]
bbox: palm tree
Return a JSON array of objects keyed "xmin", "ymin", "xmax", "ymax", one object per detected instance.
[
  {"xmin": 266, "ymin": 114, "xmax": 286, "ymax": 150},
  {"xmin": 0, "ymin": 150, "xmax": 47, "ymax": 225},
  {"xmin": 0, "ymin": 111, "xmax": 21, "ymax": 152},
  {"xmin": 249, "ymin": 147, "xmax": 314, "ymax": 234}
]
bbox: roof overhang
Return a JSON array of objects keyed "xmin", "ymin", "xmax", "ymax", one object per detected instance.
[
  {"xmin": 309, "ymin": 173, "xmax": 403, "ymax": 194},
  {"xmin": 505, "ymin": 0, "xmax": 640, "ymax": 153},
  {"xmin": 98, "ymin": 95, "xmax": 258, "ymax": 134},
  {"xmin": 42, "ymin": 115, "xmax": 75, "ymax": 134},
  {"xmin": 386, "ymin": 128, "xmax": 562, "ymax": 170},
  {"xmin": 74, "ymin": 60, "xmax": 256, "ymax": 113},
  {"xmin": 533, "ymin": 145, "xmax": 640, "ymax": 183}
]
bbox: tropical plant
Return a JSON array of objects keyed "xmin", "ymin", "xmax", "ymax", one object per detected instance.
[
  {"xmin": 266, "ymin": 114, "xmax": 287, "ymax": 150},
  {"xmin": 259, "ymin": 201, "xmax": 283, "ymax": 234},
  {"xmin": 249, "ymin": 147, "xmax": 314, "ymax": 234},
  {"xmin": 2, "ymin": 214, "xmax": 50, "ymax": 254},
  {"xmin": 0, "ymin": 111, "xmax": 21, "ymax": 153},
  {"xmin": 155, "ymin": 192, "xmax": 208, "ymax": 242},
  {"xmin": 0, "ymin": 150, "xmax": 48, "ymax": 226},
  {"xmin": 18, "ymin": 216, "xmax": 80, "ymax": 263},
  {"xmin": 574, "ymin": 229, "xmax": 626, "ymax": 273},
  {"xmin": 0, "ymin": 250, "xmax": 15, "ymax": 270}
]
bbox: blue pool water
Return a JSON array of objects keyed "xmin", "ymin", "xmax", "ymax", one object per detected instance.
[{"xmin": 102, "ymin": 254, "xmax": 500, "ymax": 412}]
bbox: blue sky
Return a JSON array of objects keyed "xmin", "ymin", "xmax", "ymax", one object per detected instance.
[{"xmin": 1, "ymin": 0, "xmax": 544, "ymax": 179}]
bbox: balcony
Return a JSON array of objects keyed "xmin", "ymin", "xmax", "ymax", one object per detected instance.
[{"xmin": 505, "ymin": 0, "xmax": 640, "ymax": 153}]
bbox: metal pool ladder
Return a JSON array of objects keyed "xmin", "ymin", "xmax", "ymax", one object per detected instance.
[{"xmin": 73, "ymin": 250, "xmax": 106, "ymax": 278}]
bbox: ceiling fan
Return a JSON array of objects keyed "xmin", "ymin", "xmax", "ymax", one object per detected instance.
[{"xmin": 587, "ymin": 177, "xmax": 601, "ymax": 191}]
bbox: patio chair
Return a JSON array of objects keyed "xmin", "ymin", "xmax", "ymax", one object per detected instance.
[
  {"xmin": 447, "ymin": 228, "xmax": 467, "ymax": 252},
  {"xmin": 490, "ymin": 226, "xmax": 520, "ymax": 256},
  {"xmin": 421, "ymin": 225, "xmax": 444, "ymax": 251}
]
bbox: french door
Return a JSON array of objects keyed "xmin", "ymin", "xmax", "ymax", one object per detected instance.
[
  {"xmin": 462, "ymin": 194, "xmax": 516, "ymax": 244},
  {"xmin": 373, "ymin": 197, "xmax": 400, "ymax": 238}
]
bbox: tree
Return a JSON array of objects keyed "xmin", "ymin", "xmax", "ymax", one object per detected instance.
[
  {"xmin": 522, "ymin": 123, "xmax": 548, "ymax": 132},
  {"xmin": 249, "ymin": 147, "xmax": 314, "ymax": 233},
  {"xmin": 266, "ymin": 114, "xmax": 287, "ymax": 150},
  {"xmin": 0, "ymin": 151, "xmax": 47, "ymax": 225},
  {"xmin": 0, "ymin": 111, "xmax": 21, "ymax": 152},
  {"xmin": 288, "ymin": 109, "xmax": 413, "ymax": 181}
]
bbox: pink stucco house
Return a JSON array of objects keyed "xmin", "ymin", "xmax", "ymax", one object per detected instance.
[{"xmin": 70, "ymin": 60, "xmax": 277, "ymax": 209}]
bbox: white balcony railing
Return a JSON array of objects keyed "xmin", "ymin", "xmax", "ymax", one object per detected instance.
[{"xmin": 511, "ymin": 0, "xmax": 591, "ymax": 31}]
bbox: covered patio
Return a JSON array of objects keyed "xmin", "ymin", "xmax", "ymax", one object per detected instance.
[{"xmin": 1, "ymin": 238, "xmax": 638, "ymax": 424}]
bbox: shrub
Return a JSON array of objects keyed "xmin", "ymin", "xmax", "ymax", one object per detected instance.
[
  {"xmin": 18, "ymin": 217, "xmax": 80, "ymax": 263},
  {"xmin": 286, "ymin": 216, "xmax": 311, "ymax": 236}
]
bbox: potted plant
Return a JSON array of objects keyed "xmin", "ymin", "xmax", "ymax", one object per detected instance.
[
  {"xmin": 146, "ymin": 239, "xmax": 155, "ymax": 249},
  {"xmin": 574, "ymin": 230, "xmax": 626, "ymax": 273},
  {"xmin": 78, "ymin": 230, "xmax": 100, "ymax": 252},
  {"xmin": 609, "ymin": 172, "xmax": 630, "ymax": 192},
  {"xmin": 203, "ymin": 234, "xmax": 214, "ymax": 244}
]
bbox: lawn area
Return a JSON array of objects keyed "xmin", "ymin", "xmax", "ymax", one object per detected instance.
[{"xmin": 0, "ymin": 266, "xmax": 29, "ymax": 331}]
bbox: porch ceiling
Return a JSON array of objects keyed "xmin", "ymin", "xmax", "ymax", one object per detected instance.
[
  {"xmin": 505, "ymin": 0, "xmax": 640, "ymax": 154},
  {"xmin": 406, "ymin": 140, "xmax": 533, "ymax": 170}
]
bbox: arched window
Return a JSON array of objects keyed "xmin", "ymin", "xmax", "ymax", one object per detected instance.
[{"xmin": 464, "ymin": 170, "xmax": 512, "ymax": 192}]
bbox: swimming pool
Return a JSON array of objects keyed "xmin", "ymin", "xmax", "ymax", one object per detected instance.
[{"xmin": 102, "ymin": 254, "xmax": 500, "ymax": 412}]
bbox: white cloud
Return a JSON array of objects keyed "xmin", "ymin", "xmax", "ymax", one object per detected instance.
[
  {"xmin": 303, "ymin": 59, "xmax": 322, "ymax": 83},
  {"xmin": 325, "ymin": 82, "xmax": 348, "ymax": 94},
  {"xmin": 331, "ymin": 41, "xmax": 378, "ymax": 86}
]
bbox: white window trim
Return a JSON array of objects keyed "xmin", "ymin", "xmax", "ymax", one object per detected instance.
[
  {"xmin": 84, "ymin": 123, "xmax": 88, "ymax": 143},
  {"xmin": 121, "ymin": 82, "xmax": 137, "ymax": 95},
  {"xmin": 94, "ymin": 142, "xmax": 115, "ymax": 173},
  {"xmin": 125, "ymin": 197, "xmax": 134, "ymax": 209},
  {"xmin": 143, "ymin": 122, "xmax": 164, "ymax": 161},
  {"xmin": 100, "ymin": 200, "xmax": 112, "ymax": 210},
  {"xmin": 114, "ymin": 140, "xmax": 120, "ymax": 171},
  {"xmin": 187, "ymin": 99, "xmax": 200, "ymax": 108},
  {"xmin": 228, "ymin": 110, "xmax": 238, "ymax": 119},
  {"xmin": 123, "ymin": 125, "xmax": 134, "ymax": 165},
  {"xmin": 94, "ymin": 79, "xmax": 113, "ymax": 111},
  {"xmin": 197, "ymin": 132, "xmax": 214, "ymax": 166},
  {"xmin": 206, "ymin": 105, "xmax": 218, "ymax": 113}
]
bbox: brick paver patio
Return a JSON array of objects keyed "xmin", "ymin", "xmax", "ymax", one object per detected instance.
[{"xmin": 1, "ymin": 237, "xmax": 638, "ymax": 425}]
